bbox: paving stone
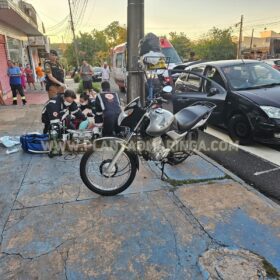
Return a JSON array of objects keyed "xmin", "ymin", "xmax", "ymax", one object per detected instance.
[
  {"xmin": 175, "ymin": 180, "xmax": 280, "ymax": 271},
  {"xmin": 162, "ymin": 155, "xmax": 225, "ymax": 181},
  {"xmin": 0, "ymin": 250, "xmax": 65, "ymax": 280},
  {"xmin": 1, "ymin": 191, "xmax": 210, "ymax": 279}
]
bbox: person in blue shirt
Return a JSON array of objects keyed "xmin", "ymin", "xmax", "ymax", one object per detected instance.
[{"xmin": 7, "ymin": 60, "xmax": 26, "ymax": 105}]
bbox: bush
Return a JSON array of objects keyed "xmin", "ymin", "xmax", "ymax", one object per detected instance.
[
  {"xmin": 73, "ymin": 74, "xmax": 80, "ymax": 83},
  {"xmin": 77, "ymin": 80, "xmax": 101, "ymax": 94}
]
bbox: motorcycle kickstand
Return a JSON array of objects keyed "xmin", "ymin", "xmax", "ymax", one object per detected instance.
[{"xmin": 160, "ymin": 161, "xmax": 167, "ymax": 181}]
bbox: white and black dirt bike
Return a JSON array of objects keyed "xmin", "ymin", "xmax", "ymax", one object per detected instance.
[{"xmin": 79, "ymin": 85, "xmax": 217, "ymax": 196}]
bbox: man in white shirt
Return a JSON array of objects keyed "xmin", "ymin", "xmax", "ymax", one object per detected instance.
[{"xmin": 101, "ymin": 62, "xmax": 110, "ymax": 82}]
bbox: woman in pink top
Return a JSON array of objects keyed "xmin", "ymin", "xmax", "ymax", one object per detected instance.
[{"xmin": 19, "ymin": 63, "xmax": 26, "ymax": 90}]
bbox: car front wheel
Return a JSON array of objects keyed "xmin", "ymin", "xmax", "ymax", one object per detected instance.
[{"xmin": 228, "ymin": 114, "xmax": 252, "ymax": 145}]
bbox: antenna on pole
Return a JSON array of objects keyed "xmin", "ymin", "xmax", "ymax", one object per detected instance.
[{"xmin": 68, "ymin": 0, "xmax": 80, "ymax": 68}]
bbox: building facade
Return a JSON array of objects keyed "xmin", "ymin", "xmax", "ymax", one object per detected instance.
[
  {"xmin": 242, "ymin": 30, "xmax": 280, "ymax": 59},
  {"xmin": 0, "ymin": 0, "xmax": 49, "ymax": 97}
]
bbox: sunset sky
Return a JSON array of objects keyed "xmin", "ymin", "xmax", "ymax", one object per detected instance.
[{"xmin": 24, "ymin": 0, "xmax": 280, "ymax": 43}]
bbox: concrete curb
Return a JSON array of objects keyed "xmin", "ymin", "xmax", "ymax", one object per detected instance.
[{"xmin": 194, "ymin": 149, "xmax": 280, "ymax": 209}]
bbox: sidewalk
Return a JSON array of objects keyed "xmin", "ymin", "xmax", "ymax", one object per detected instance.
[
  {"xmin": 3, "ymin": 79, "xmax": 79, "ymax": 106},
  {"xmin": 0, "ymin": 98, "xmax": 280, "ymax": 279}
]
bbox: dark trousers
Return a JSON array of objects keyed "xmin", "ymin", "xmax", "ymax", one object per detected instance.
[
  {"xmin": 11, "ymin": 84, "xmax": 25, "ymax": 103},
  {"xmin": 103, "ymin": 113, "xmax": 121, "ymax": 137}
]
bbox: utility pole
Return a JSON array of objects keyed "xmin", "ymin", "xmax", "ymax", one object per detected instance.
[
  {"xmin": 127, "ymin": 0, "xmax": 145, "ymax": 104},
  {"xmin": 68, "ymin": 0, "xmax": 79, "ymax": 68},
  {"xmin": 250, "ymin": 28, "xmax": 254, "ymax": 50},
  {"xmin": 237, "ymin": 15, "xmax": 244, "ymax": 59}
]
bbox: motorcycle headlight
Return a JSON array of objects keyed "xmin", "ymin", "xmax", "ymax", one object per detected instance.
[{"xmin": 260, "ymin": 106, "xmax": 280, "ymax": 119}]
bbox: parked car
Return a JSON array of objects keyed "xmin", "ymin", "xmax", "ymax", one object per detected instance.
[
  {"xmin": 173, "ymin": 60, "xmax": 280, "ymax": 145},
  {"xmin": 263, "ymin": 59, "xmax": 280, "ymax": 71},
  {"xmin": 92, "ymin": 67, "xmax": 102, "ymax": 82}
]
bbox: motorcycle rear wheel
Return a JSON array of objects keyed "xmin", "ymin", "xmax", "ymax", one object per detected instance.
[{"xmin": 80, "ymin": 148, "xmax": 137, "ymax": 196}]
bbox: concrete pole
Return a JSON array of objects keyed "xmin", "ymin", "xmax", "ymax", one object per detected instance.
[
  {"xmin": 127, "ymin": 0, "xmax": 145, "ymax": 104},
  {"xmin": 68, "ymin": 0, "xmax": 80, "ymax": 68},
  {"xmin": 250, "ymin": 28, "xmax": 254, "ymax": 50},
  {"xmin": 237, "ymin": 15, "xmax": 244, "ymax": 59}
]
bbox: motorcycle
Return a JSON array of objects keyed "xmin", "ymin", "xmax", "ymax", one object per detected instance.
[{"xmin": 79, "ymin": 85, "xmax": 216, "ymax": 196}]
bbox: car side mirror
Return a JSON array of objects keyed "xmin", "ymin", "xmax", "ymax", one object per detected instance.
[{"xmin": 207, "ymin": 87, "xmax": 219, "ymax": 97}]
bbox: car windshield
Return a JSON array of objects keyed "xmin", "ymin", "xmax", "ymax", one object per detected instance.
[
  {"xmin": 161, "ymin": 47, "xmax": 182, "ymax": 64},
  {"xmin": 274, "ymin": 60, "xmax": 280, "ymax": 66},
  {"xmin": 93, "ymin": 67, "xmax": 102, "ymax": 72},
  {"xmin": 221, "ymin": 62, "xmax": 280, "ymax": 90}
]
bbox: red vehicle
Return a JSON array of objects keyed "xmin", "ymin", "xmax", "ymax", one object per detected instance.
[{"xmin": 111, "ymin": 38, "xmax": 182, "ymax": 92}]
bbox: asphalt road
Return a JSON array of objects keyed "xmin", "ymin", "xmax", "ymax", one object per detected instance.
[{"xmin": 197, "ymin": 129, "xmax": 280, "ymax": 201}]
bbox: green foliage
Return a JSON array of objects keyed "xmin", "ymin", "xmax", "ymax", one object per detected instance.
[
  {"xmin": 64, "ymin": 23, "xmax": 237, "ymax": 69},
  {"xmin": 192, "ymin": 27, "xmax": 237, "ymax": 60},
  {"xmin": 64, "ymin": 21, "xmax": 127, "ymax": 68},
  {"xmin": 169, "ymin": 32, "xmax": 192, "ymax": 60},
  {"xmin": 73, "ymin": 74, "xmax": 80, "ymax": 83},
  {"xmin": 77, "ymin": 81, "xmax": 101, "ymax": 94}
]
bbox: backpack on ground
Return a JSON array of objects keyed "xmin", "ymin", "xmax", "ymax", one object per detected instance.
[{"xmin": 20, "ymin": 133, "xmax": 49, "ymax": 154}]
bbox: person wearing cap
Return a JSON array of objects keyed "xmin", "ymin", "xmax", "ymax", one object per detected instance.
[
  {"xmin": 101, "ymin": 61, "xmax": 110, "ymax": 82},
  {"xmin": 44, "ymin": 50, "xmax": 66, "ymax": 99}
]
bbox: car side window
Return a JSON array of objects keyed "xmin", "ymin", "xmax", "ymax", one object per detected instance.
[
  {"xmin": 204, "ymin": 67, "xmax": 226, "ymax": 93},
  {"xmin": 184, "ymin": 66, "xmax": 205, "ymax": 92}
]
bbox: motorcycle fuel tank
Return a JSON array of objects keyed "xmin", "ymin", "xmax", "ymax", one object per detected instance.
[{"xmin": 146, "ymin": 108, "xmax": 174, "ymax": 137}]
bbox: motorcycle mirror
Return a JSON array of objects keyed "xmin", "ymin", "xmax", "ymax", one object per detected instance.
[
  {"xmin": 207, "ymin": 87, "xmax": 219, "ymax": 97},
  {"xmin": 162, "ymin": 85, "xmax": 173, "ymax": 93}
]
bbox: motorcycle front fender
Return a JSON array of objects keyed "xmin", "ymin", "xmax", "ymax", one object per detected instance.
[{"xmin": 93, "ymin": 137, "xmax": 139, "ymax": 170}]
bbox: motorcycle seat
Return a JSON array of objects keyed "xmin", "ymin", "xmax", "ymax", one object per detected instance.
[{"xmin": 174, "ymin": 105, "xmax": 211, "ymax": 132}]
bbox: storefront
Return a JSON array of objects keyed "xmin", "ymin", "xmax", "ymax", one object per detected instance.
[{"xmin": 0, "ymin": 34, "xmax": 10, "ymax": 95}]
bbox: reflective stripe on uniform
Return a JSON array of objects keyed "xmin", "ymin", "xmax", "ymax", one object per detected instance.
[
  {"xmin": 71, "ymin": 109, "xmax": 79, "ymax": 114},
  {"xmin": 21, "ymin": 96, "xmax": 26, "ymax": 100},
  {"xmin": 97, "ymin": 94, "xmax": 105, "ymax": 111},
  {"xmin": 115, "ymin": 92, "xmax": 120, "ymax": 105},
  {"xmin": 13, "ymin": 97, "xmax": 17, "ymax": 100}
]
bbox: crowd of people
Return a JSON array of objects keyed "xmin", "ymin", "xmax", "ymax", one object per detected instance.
[
  {"xmin": 6, "ymin": 49, "xmax": 120, "ymax": 137},
  {"xmin": 40, "ymin": 50, "xmax": 120, "ymax": 138}
]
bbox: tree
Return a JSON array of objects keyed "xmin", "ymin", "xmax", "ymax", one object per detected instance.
[
  {"xmin": 169, "ymin": 32, "xmax": 191, "ymax": 60},
  {"xmin": 192, "ymin": 27, "xmax": 237, "ymax": 60},
  {"xmin": 104, "ymin": 21, "xmax": 127, "ymax": 49},
  {"xmin": 64, "ymin": 21, "xmax": 127, "ymax": 67}
]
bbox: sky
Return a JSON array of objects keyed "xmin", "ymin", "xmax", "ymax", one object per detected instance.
[{"xmin": 24, "ymin": 0, "xmax": 280, "ymax": 43}]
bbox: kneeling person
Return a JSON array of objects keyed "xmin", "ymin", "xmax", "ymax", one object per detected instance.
[
  {"xmin": 42, "ymin": 89, "xmax": 87, "ymax": 134},
  {"xmin": 95, "ymin": 81, "xmax": 121, "ymax": 136}
]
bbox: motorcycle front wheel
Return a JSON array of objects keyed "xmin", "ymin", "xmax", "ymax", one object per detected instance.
[{"xmin": 80, "ymin": 145, "xmax": 137, "ymax": 196}]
